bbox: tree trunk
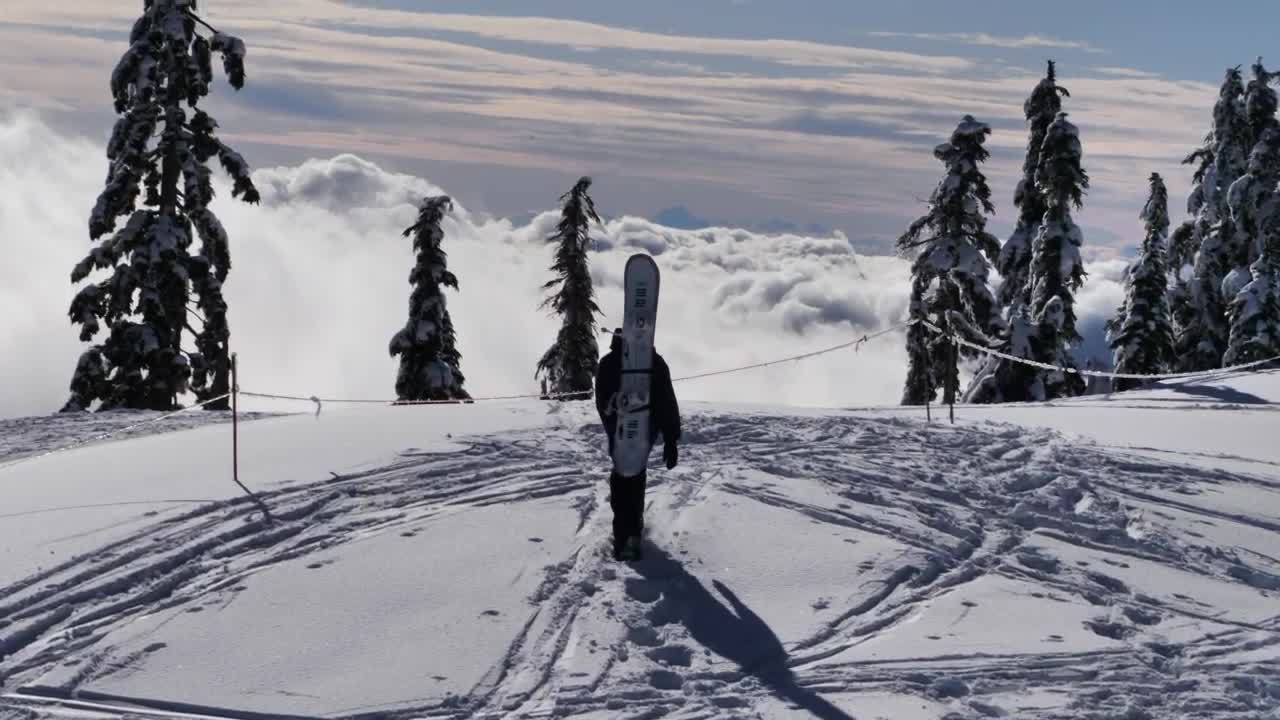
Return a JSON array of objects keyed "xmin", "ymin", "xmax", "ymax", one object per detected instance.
[{"xmin": 939, "ymin": 285, "xmax": 961, "ymax": 409}]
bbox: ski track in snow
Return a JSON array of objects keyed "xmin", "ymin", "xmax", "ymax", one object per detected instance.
[{"xmin": 2, "ymin": 409, "xmax": 1279, "ymax": 720}]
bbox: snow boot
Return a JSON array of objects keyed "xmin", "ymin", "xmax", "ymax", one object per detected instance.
[{"xmin": 619, "ymin": 536, "xmax": 643, "ymax": 561}]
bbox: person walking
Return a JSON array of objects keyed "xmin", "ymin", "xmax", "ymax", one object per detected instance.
[{"xmin": 595, "ymin": 328, "xmax": 681, "ymax": 560}]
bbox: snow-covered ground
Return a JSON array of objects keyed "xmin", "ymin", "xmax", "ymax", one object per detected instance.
[{"xmin": 1, "ymin": 373, "xmax": 1278, "ymax": 720}]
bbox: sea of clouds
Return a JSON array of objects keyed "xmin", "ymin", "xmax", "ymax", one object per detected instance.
[{"xmin": 0, "ymin": 112, "xmax": 1127, "ymax": 419}]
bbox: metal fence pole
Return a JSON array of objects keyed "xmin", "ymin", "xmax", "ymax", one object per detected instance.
[{"xmin": 230, "ymin": 353, "xmax": 273, "ymax": 521}]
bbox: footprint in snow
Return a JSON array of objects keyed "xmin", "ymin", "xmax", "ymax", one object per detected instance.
[
  {"xmin": 649, "ymin": 669, "xmax": 684, "ymax": 691},
  {"xmin": 970, "ymin": 699, "xmax": 1008, "ymax": 717},
  {"xmin": 646, "ymin": 644, "xmax": 693, "ymax": 667},
  {"xmin": 1123, "ymin": 606, "xmax": 1162, "ymax": 626},
  {"xmin": 627, "ymin": 626, "xmax": 662, "ymax": 647},
  {"xmin": 1085, "ymin": 571, "xmax": 1130, "ymax": 595},
  {"xmin": 624, "ymin": 578, "xmax": 662, "ymax": 604},
  {"xmin": 929, "ymin": 677, "xmax": 969, "ymax": 699},
  {"xmin": 1016, "ymin": 550, "xmax": 1061, "ymax": 575},
  {"xmin": 1084, "ymin": 619, "xmax": 1134, "ymax": 640}
]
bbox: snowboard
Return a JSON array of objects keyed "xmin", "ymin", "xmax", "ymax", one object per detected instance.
[{"xmin": 612, "ymin": 254, "xmax": 661, "ymax": 479}]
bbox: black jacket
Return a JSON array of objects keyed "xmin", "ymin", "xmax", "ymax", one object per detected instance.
[{"xmin": 595, "ymin": 338, "xmax": 681, "ymax": 455}]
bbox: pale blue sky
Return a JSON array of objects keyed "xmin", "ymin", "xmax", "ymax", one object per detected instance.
[
  {"xmin": 2, "ymin": 1, "xmax": 1277, "ymax": 252},
  {"xmin": 349, "ymin": 0, "xmax": 1271, "ymax": 84}
]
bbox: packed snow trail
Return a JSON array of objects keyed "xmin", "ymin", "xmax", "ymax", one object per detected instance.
[{"xmin": 1, "ymin": 395, "xmax": 1278, "ymax": 719}]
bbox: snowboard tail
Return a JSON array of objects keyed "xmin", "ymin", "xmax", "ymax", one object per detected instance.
[{"xmin": 612, "ymin": 254, "xmax": 660, "ymax": 478}]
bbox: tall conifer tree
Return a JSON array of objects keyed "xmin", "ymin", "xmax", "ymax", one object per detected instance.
[
  {"xmin": 898, "ymin": 116, "xmax": 1002, "ymax": 406},
  {"xmin": 968, "ymin": 112, "xmax": 1089, "ymax": 402},
  {"xmin": 1172, "ymin": 68, "xmax": 1250, "ymax": 370},
  {"xmin": 389, "ymin": 196, "xmax": 469, "ymax": 402},
  {"xmin": 998, "ymin": 60, "xmax": 1070, "ymax": 312},
  {"xmin": 1227, "ymin": 60, "xmax": 1280, "ymax": 284},
  {"xmin": 967, "ymin": 63, "xmax": 1069, "ymax": 405},
  {"xmin": 1028, "ymin": 112, "xmax": 1089, "ymax": 399},
  {"xmin": 536, "ymin": 177, "xmax": 603, "ymax": 400},
  {"xmin": 1107, "ymin": 174, "xmax": 1175, "ymax": 390},
  {"xmin": 64, "ymin": 0, "xmax": 257, "ymax": 412},
  {"xmin": 1224, "ymin": 127, "xmax": 1280, "ymax": 366}
]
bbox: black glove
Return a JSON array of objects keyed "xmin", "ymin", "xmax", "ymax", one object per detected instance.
[{"xmin": 663, "ymin": 442, "xmax": 678, "ymax": 470}]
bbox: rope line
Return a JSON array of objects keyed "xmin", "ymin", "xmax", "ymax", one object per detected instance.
[
  {"xmin": 672, "ymin": 321, "xmax": 914, "ymax": 382},
  {"xmin": 0, "ymin": 393, "xmax": 232, "ymax": 474},
  {"xmin": 918, "ymin": 319, "xmax": 1280, "ymax": 381},
  {"xmin": 239, "ymin": 321, "xmax": 919, "ymax": 408}
]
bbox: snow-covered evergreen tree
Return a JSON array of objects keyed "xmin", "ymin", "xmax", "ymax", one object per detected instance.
[
  {"xmin": 1227, "ymin": 128, "xmax": 1280, "ymax": 296},
  {"xmin": 1229, "ymin": 61, "xmax": 1280, "ymax": 272},
  {"xmin": 968, "ymin": 111, "xmax": 1089, "ymax": 404},
  {"xmin": 63, "ymin": 0, "xmax": 257, "ymax": 412},
  {"xmin": 900, "ymin": 280, "xmax": 936, "ymax": 406},
  {"xmin": 1244, "ymin": 58, "xmax": 1279, "ymax": 150},
  {"xmin": 966, "ymin": 63, "xmax": 1070, "ymax": 405},
  {"xmin": 897, "ymin": 116, "xmax": 1002, "ymax": 406},
  {"xmin": 997, "ymin": 60, "xmax": 1070, "ymax": 313},
  {"xmin": 963, "ymin": 307, "xmax": 1045, "ymax": 404},
  {"xmin": 1223, "ymin": 124, "xmax": 1280, "ymax": 366},
  {"xmin": 1223, "ymin": 237, "xmax": 1280, "ymax": 367},
  {"xmin": 1027, "ymin": 112, "xmax": 1089, "ymax": 399},
  {"xmin": 1172, "ymin": 66, "xmax": 1252, "ymax": 371},
  {"xmin": 1107, "ymin": 173, "xmax": 1175, "ymax": 391},
  {"xmin": 389, "ymin": 196, "xmax": 469, "ymax": 402},
  {"xmin": 536, "ymin": 177, "xmax": 603, "ymax": 400}
]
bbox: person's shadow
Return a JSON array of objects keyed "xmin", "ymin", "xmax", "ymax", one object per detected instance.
[{"xmin": 631, "ymin": 546, "xmax": 857, "ymax": 720}]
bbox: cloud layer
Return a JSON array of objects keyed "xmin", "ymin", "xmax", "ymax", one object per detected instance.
[{"xmin": 0, "ymin": 114, "xmax": 1126, "ymax": 420}]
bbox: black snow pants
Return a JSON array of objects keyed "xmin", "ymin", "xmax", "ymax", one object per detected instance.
[{"xmin": 609, "ymin": 470, "xmax": 647, "ymax": 550}]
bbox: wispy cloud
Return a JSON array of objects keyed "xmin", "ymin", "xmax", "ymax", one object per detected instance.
[
  {"xmin": 0, "ymin": 1, "xmax": 1214, "ymax": 248},
  {"xmin": 869, "ymin": 31, "xmax": 1107, "ymax": 55},
  {"xmin": 2, "ymin": 2, "xmax": 974, "ymax": 73},
  {"xmin": 1091, "ymin": 66, "xmax": 1164, "ymax": 79}
]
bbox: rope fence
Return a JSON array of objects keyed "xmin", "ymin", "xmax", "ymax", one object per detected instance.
[
  {"xmin": 237, "ymin": 320, "xmax": 919, "ymax": 410},
  {"xmin": 916, "ymin": 319, "xmax": 1280, "ymax": 381},
  {"xmin": 671, "ymin": 322, "xmax": 913, "ymax": 383}
]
